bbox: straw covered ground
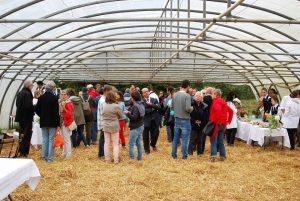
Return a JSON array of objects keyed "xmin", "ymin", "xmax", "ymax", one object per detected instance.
[{"xmin": 7, "ymin": 128, "xmax": 300, "ymax": 201}]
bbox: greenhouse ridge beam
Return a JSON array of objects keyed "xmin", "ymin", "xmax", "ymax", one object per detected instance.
[
  {"xmin": 1, "ymin": 38, "xmax": 299, "ymax": 44},
  {"xmin": 0, "ymin": 18, "xmax": 300, "ymax": 24},
  {"xmin": 1, "ymin": 57, "xmax": 298, "ymax": 63},
  {"xmin": 1, "ymin": 49, "xmax": 300, "ymax": 56},
  {"xmin": 1, "ymin": 63, "xmax": 297, "ymax": 68}
]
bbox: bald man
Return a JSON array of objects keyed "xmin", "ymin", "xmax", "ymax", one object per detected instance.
[
  {"xmin": 15, "ymin": 80, "xmax": 35, "ymax": 157},
  {"xmin": 141, "ymin": 88, "xmax": 160, "ymax": 153}
]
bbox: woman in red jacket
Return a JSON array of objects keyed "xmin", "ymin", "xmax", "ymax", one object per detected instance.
[
  {"xmin": 209, "ymin": 89, "xmax": 233, "ymax": 162},
  {"xmin": 60, "ymin": 89, "xmax": 74, "ymax": 160}
]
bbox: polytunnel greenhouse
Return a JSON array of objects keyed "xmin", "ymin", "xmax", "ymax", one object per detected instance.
[
  {"xmin": 0, "ymin": 0, "xmax": 300, "ymax": 127},
  {"xmin": 1, "ymin": 1, "xmax": 300, "ymax": 200}
]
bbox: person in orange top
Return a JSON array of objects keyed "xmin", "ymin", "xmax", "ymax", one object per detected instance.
[
  {"xmin": 209, "ymin": 89, "xmax": 233, "ymax": 162},
  {"xmin": 60, "ymin": 89, "xmax": 74, "ymax": 160}
]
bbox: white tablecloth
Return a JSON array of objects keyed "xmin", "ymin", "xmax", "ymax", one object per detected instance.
[
  {"xmin": 0, "ymin": 159, "xmax": 41, "ymax": 200},
  {"xmin": 237, "ymin": 121, "xmax": 251, "ymax": 141},
  {"xmin": 237, "ymin": 121, "xmax": 291, "ymax": 148},
  {"xmin": 31, "ymin": 122, "xmax": 42, "ymax": 149}
]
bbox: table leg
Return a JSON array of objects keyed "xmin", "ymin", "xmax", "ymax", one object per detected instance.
[{"xmin": 8, "ymin": 194, "xmax": 13, "ymax": 201}]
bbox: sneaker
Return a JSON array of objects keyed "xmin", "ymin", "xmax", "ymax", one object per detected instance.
[
  {"xmin": 210, "ymin": 157, "xmax": 217, "ymax": 162},
  {"xmin": 61, "ymin": 153, "xmax": 66, "ymax": 158},
  {"xmin": 219, "ymin": 156, "xmax": 226, "ymax": 161},
  {"xmin": 85, "ymin": 145, "xmax": 91, "ymax": 149},
  {"xmin": 153, "ymin": 147, "xmax": 158, "ymax": 152}
]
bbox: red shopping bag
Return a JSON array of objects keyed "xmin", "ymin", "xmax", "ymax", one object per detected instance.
[{"xmin": 53, "ymin": 130, "xmax": 64, "ymax": 147}]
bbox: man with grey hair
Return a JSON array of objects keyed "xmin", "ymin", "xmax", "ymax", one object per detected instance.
[
  {"xmin": 15, "ymin": 80, "xmax": 35, "ymax": 157},
  {"xmin": 36, "ymin": 81, "xmax": 60, "ymax": 162}
]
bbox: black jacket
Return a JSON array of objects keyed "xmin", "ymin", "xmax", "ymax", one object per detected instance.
[
  {"xmin": 190, "ymin": 102, "xmax": 209, "ymax": 131},
  {"xmin": 203, "ymin": 95, "xmax": 212, "ymax": 115},
  {"xmin": 35, "ymin": 91, "xmax": 60, "ymax": 128},
  {"xmin": 127, "ymin": 101, "xmax": 144, "ymax": 129},
  {"xmin": 142, "ymin": 97, "xmax": 160, "ymax": 127},
  {"xmin": 15, "ymin": 87, "xmax": 34, "ymax": 124},
  {"xmin": 263, "ymin": 96, "xmax": 272, "ymax": 113}
]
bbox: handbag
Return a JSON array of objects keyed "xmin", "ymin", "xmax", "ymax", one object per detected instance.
[
  {"xmin": 53, "ymin": 130, "xmax": 64, "ymax": 147},
  {"xmin": 68, "ymin": 121, "xmax": 77, "ymax": 131},
  {"xmin": 203, "ymin": 121, "xmax": 216, "ymax": 137}
]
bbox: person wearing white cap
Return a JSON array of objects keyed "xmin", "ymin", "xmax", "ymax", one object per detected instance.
[{"xmin": 87, "ymin": 84, "xmax": 100, "ymax": 98}]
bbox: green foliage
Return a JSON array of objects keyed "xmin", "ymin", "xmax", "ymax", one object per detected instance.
[{"xmin": 56, "ymin": 81, "xmax": 255, "ymax": 100}]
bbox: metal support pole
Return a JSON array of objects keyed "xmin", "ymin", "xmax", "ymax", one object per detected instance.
[
  {"xmin": 187, "ymin": 0, "xmax": 191, "ymax": 51},
  {"xmin": 170, "ymin": 0, "xmax": 173, "ymax": 57},
  {"xmin": 227, "ymin": 0, "xmax": 232, "ymax": 18},
  {"xmin": 203, "ymin": 0, "xmax": 207, "ymax": 39},
  {"xmin": 177, "ymin": 0, "xmax": 180, "ymax": 52}
]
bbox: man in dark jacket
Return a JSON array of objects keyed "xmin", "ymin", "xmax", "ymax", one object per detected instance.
[
  {"xmin": 35, "ymin": 81, "xmax": 60, "ymax": 162},
  {"xmin": 15, "ymin": 80, "xmax": 34, "ymax": 157},
  {"xmin": 141, "ymin": 87, "xmax": 160, "ymax": 154}
]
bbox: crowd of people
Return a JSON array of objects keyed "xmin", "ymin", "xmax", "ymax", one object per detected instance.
[{"xmin": 14, "ymin": 79, "xmax": 300, "ymax": 164}]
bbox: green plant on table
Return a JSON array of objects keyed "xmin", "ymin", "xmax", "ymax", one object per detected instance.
[{"xmin": 266, "ymin": 114, "xmax": 280, "ymax": 129}]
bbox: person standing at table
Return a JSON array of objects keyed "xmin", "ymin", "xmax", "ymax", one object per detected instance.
[
  {"xmin": 209, "ymin": 89, "xmax": 233, "ymax": 162},
  {"xmin": 280, "ymin": 90, "xmax": 300, "ymax": 150},
  {"xmin": 15, "ymin": 80, "xmax": 35, "ymax": 158},
  {"xmin": 270, "ymin": 96, "xmax": 280, "ymax": 115},
  {"xmin": 261, "ymin": 87, "xmax": 272, "ymax": 114},
  {"xmin": 226, "ymin": 92, "xmax": 238, "ymax": 146},
  {"xmin": 171, "ymin": 80, "xmax": 193, "ymax": 160},
  {"xmin": 35, "ymin": 81, "xmax": 60, "ymax": 162},
  {"xmin": 60, "ymin": 89, "xmax": 74, "ymax": 160}
]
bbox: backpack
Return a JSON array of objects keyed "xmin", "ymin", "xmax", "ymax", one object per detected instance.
[{"xmin": 81, "ymin": 95, "xmax": 91, "ymax": 115}]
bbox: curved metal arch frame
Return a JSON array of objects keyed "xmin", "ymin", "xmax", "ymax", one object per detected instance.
[
  {"xmin": 0, "ymin": 0, "xmax": 299, "ymax": 124},
  {"xmin": 0, "ymin": 7, "xmax": 297, "ymax": 83},
  {"xmin": 1, "ymin": 20, "xmax": 296, "ymax": 113}
]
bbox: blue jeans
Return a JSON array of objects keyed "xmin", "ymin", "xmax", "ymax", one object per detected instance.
[
  {"xmin": 172, "ymin": 118, "xmax": 191, "ymax": 159},
  {"xmin": 41, "ymin": 127, "xmax": 56, "ymax": 161},
  {"xmin": 71, "ymin": 124, "xmax": 87, "ymax": 147},
  {"xmin": 128, "ymin": 125, "xmax": 144, "ymax": 160},
  {"xmin": 98, "ymin": 130, "xmax": 105, "ymax": 157},
  {"xmin": 91, "ymin": 121, "xmax": 98, "ymax": 143},
  {"xmin": 210, "ymin": 124, "xmax": 226, "ymax": 158}
]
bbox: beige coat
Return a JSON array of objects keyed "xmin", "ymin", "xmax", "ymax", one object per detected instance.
[{"xmin": 102, "ymin": 102, "xmax": 121, "ymax": 133}]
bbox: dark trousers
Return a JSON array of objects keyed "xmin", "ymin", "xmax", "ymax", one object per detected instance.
[
  {"xmin": 98, "ymin": 130, "xmax": 105, "ymax": 157},
  {"xmin": 188, "ymin": 129, "xmax": 206, "ymax": 155},
  {"xmin": 143, "ymin": 120, "xmax": 159, "ymax": 153},
  {"xmin": 287, "ymin": 128, "xmax": 297, "ymax": 150},
  {"xmin": 226, "ymin": 128, "xmax": 237, "ymax": 145},
  {"xmin": 71, "ymin": 124, "xmax": 87, "ymax": 147},
  {"xmin": 84, "ymin": 121, "xmax": 92, "ymax": 145},
  {"xmin": 18, "ymin": 122, "xmax": 33, "ymax": 156}
]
